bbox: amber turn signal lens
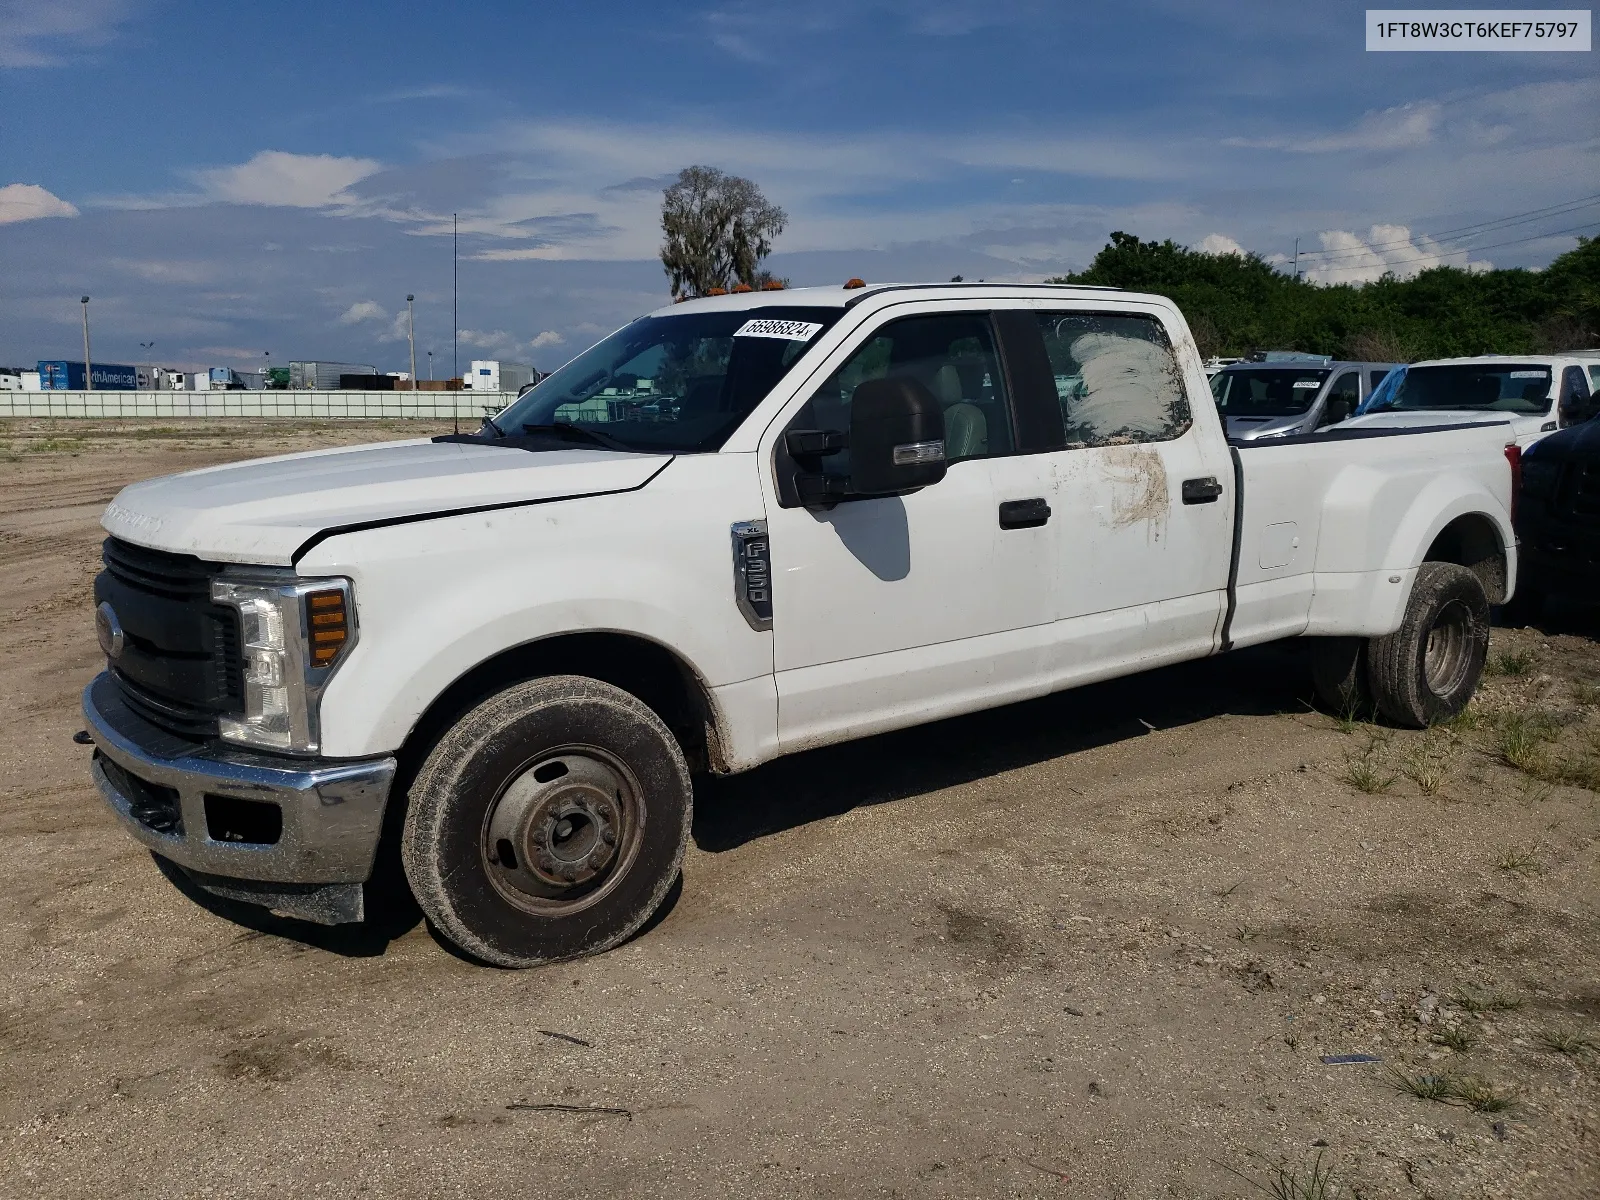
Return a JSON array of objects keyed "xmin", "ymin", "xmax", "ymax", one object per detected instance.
[
  {"xmin": 305, "ymin": 589, "xmax": 349, "ymax": 667},
  {"xmin": 843, "ymin": 277, "xmax": 865, "ymax": 289}
]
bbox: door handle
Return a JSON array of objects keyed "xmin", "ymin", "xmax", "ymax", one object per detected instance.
[
  {"xmin": 1182, "ymin": 476, "xmax": 1224, "ymax": 504},
  {"xmin": 998, "ymin": 497, "xmax": 1051, "ymax": 529}
]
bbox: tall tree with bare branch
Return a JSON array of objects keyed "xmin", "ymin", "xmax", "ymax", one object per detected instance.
[{"xmin": 660, "ymin": 166, "xmax": 787, "ymax": 299}]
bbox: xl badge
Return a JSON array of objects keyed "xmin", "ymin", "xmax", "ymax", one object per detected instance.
[
  {"xmin": 96, "ymin": 601, "xmax": 125, "ymax": 660},
  {"xmin": 730, "ymin": 520, "xmax": 772, "ymax": 631}
]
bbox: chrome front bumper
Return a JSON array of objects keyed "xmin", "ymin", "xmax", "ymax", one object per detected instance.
[{"xmin": 83, "ymin": 673, "xmax": 396, "ymax": 923}]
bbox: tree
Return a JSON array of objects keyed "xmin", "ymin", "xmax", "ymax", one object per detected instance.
[
  {"xmin": 1051, "ymin": 230, "xmax": 1600, "ymax": 361},
  {"xmin": 660, "ymin": 166, "xmax": 787, "ymax": 299}
]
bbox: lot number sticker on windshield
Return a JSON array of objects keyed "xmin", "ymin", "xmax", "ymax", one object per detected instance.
[
  {"xmin": 1293, "ymin": 380, "xmax": 1320, "ymax": 388},
  {"xmin": 734, "ymin": 319, "xmax": 824, "ymax": 341}
]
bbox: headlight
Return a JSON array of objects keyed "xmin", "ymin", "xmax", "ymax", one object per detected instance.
[{"xmin": 210, "ymin": 574, "xmax": 355, "ymax": 753}]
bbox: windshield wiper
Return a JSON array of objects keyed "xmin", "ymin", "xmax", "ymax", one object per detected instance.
[{"xmin": 519, "ymin": 422, "xmax": 635, "ymax": 452}]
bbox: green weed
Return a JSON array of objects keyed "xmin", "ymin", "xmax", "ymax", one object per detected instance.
[
  {"xmin": 1386, "ymin": 1067, "xmax": 1454, "ymax": 1101},
  {"xmin": 1496, "ymin": 846, "xmax": 1544, "ymax": 876},
  {"xmin": 1222, "ymin": 1149, "xmax": 1351, "ymax": 1200},
  {"xmin": 1430, "ymin": 1025, "xmax": 1476, "ymax": 1051},
  {"xmin": 1487, "ymin": 648, "xmax": 1537, "ymax": 677},
  {"xmin": 1535, "ymin": 1028, "xmax": 1596, "ymax": 1056},
  {"xmin": 1452, "ymin": 1076, "xmax": 1515, "ymax": 1113},
  {"xmin": 1454, "ymin": 986, "xmax": 1522, "ymax": 1014}
]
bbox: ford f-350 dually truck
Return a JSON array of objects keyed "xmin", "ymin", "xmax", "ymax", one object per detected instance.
[{"xmin": 84, "ymin": 283, "xmax": 1520, "ymax": 967}]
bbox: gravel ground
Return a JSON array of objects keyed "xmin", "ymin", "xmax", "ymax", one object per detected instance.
[{"xmin": 2, "ymin": 419, "xmax": 1598, "ymax": 1199}]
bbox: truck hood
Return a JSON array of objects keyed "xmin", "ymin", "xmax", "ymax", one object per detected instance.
[
  {"xmin": 1225, "ymin": 413, "xmax": 1310, "ymax": 440},
  {"xmin": 101, "ymin": 438, "xmax": 671, "ymax": 566}
]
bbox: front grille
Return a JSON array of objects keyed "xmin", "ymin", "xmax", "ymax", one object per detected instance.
[
  {"xmin": 96, "ymin": 751, "xmax": 184, "ymax": 835},
  {"xmin": 96, "ymin": 538, "xmax": 242, "ymax": 740}
]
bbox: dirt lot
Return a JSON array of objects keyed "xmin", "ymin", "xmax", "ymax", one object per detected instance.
[{"xmin": 2, "ymin": 418, "xmax": 1598, "ymax": 1199}]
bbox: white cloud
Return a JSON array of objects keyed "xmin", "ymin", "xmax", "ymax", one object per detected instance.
[
  {"xmin": 1197, "ymin": 233, "xmax": 1246, "ymax": 257},
  {"xmin": 530, "ymin": 330, "xmax": 564, "ymax": 349},
  {"xmin": 193, "ymin": 151, "xmax": 383, "ymax": 208},
  {"xmin": 0, "ymin": 0, "xmax": 135, "ymax": 69},
  {"xmin": 1226, "ymin": 102, "xmax": 1441, "ymax": 154},
  {"xmin": 0, "ymin": 182, "xmax": 78, "ymax": 224},
  {"xmin": 337, "ymin": 300, "xmax": 387, "ymax": 325},
  {"xmin": 1302, "ymin": 224, "xmax": 1492, "ymax": 284}
]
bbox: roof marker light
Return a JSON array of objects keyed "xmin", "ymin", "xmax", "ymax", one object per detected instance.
[{"xmin": 843, "ymin": 278, "xmax": 866, "ymax": 289}]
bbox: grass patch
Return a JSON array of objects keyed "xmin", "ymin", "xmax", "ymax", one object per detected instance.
[
  {"xmin": 1496, "ymin": 711, "xmax": 1563, "ymax": 774},
  {"xmin": 1486, "ymin": 647, "xmax": 1537, "ymax": 677},
  {"xmin": 1234, "ymin": 924, "xmax": 1260, "ymax": 944},
  {"xmin": 1342, "ymin": 751, "xmax": 1398, "ymax": 795},
  {"xmin": 1573, "ymin": 681, "xmax": 1600, "ymax": 706},
  {"xmin": 1496, "ymin": 846, "xmax": 1544, "ymax": 876},
  {"xmin": 1535, "ymin": 1028, "xmax": 1596, "ymax": 1056},
  {"xmin": 22, "ymin": 436, "xmax": 86, "ymax": 453},
  {"xmin": 1430, "ymin": 1024, "xmax": 1477, "ymax": 1051},
  {"xmin": 1387, "ymin": 1067, "xmax": 1455, "ymax": 1101},
  {"xmin": 1452, "ymin": 1076, "xmax": 1516, "ymax": 1113},
  {"xmin": 1441, "ymin": 704, "xmax": 1487, "ymax": 734},
  {"xmin": 1400, "ymin": 743, "xmax": 1450, "ymax": 795},
  {"xmin": 1223, "ymin": 1149, "xmax": 1351, "ymax": 1200},
  {"xmin": 1454, "ymin": 986, "xmax": 1523, "ymax": 1014}
]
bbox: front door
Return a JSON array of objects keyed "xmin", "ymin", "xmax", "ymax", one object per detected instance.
[{"xmin": 760, "ymin": 306, "xmax": 1059, "ymax": 750}]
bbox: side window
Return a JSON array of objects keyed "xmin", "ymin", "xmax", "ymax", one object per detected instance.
[
  {"xmin": 1034, "ymin": 313, "xmax": 1192, "ymax": 447},
  {"xmin": 1321, "ymin": 371, "xmax": 1360, "ymax": 427},
  {"xmin": 1561, "ymin": 366, "xmax": 1594, "ymax": 425},
  {"xmin": 1370, "ymin": 369, "xmax": 1392, "ymax": 392},
  {"xmin": 806, "ymin": 312, "xmax": 1015, "ymax": 466}
]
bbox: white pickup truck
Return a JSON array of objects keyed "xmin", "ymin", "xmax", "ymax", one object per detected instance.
[
  {"xmin": 1343, "ymin": 353, "xmax": 1599, "ymax": 447},
  {"xmin": 85, "ymin": 282, "xmax": 1520, "ymax": 967}
]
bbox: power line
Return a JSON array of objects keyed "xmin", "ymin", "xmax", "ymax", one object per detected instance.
[
  {"xmin": 1308, "ymin": 218, "xmax": 1600, "ymax": 277},
  {"xmin": 1298, "ymin": 192, "xmax": 1600, "ymax": 262}
]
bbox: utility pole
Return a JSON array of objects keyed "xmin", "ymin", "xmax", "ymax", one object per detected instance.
[
  {"xmin": 1293, "ymin": 237, "xmax": 1300, "ymax": 280},
  {"xmin": 140, "ymin": 341, "xmax": 155, "ymax": 390},
  {"xmin": 407, "ymin": 294, "xmax": 417, "ymax": 391},
  {"xmin": 452, "ymin": 213, "xmax": 458, "ymax": 384},
  {"xmin": 80, "ymin": 296, "xmax": 93, "ymax": 391}
]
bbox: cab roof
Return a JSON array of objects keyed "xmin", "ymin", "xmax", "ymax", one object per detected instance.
[{"xmin": 646, "ymin": 281, "xmax": 1128, "ymax": 318}]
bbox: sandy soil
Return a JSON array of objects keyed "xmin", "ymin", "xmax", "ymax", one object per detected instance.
[{"xmin": 2, "ymin": 418, "xmax": 1598, "ymax": 1199}]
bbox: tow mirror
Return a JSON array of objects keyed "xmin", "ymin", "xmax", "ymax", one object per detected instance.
[{"xmin": 848, "ymin": 376, "xmax": 947, "ymax": 496}]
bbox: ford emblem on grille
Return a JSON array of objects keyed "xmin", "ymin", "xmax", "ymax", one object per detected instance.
[{"xmin": 95, "ymin": 601, "xmax": 125, "ymax": 660}]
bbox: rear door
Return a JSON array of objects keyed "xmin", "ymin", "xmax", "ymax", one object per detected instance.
[{"xmin": 1001, "ymin": 306, "xmax": 1235, "ymax": 681}]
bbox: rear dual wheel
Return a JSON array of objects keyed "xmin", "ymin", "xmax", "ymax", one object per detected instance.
[
  {"xmin": 1311, "ymin": 562, "xmax": 1489, "ymax": 728},
  {"xmin": 402, "ymin": 676, "xmax": 692, "ymax": 968}
]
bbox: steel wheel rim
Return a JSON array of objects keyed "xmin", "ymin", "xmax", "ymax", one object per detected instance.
[
  {"xmin": 1424, "ymin": 599, "xmax": 1473, "ymax": 696},
  {"xmin": 480, "ymin": 745, "xmax": 645, "ymax": 916}
]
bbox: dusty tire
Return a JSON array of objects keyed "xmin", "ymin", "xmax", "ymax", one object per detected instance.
[
  {"xmin": 1309, "ymin": 637, "xmax": 1374, "ymax": 718},
  {"xmin": 402, "ymin": 675, "xmax": 692, "ymax": 968},
  {"xmin": 1366, "ymin": 563, "xmax": 1490, "ymax": 728}
]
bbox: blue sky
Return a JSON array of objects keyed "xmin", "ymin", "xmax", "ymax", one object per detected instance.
[{"xmin": 2, "ymin": 0, "xmax": 1596, "ymax": 373}]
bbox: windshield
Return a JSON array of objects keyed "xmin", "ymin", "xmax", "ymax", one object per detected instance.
[
  {"xmin": 1210, "ymin": 368, "xmax": 1330, "ymax": 417},
  {"xmin": 1368, "ymin": 364, "xmax": 1553, "ymax": 415},
  {"xmin": 488, "ymin": 306, "xmax": 843, "ymax": 452}
]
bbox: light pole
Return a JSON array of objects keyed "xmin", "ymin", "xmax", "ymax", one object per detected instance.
[
  {"xmin": 407, "ymin": 294, "xmax": 417, "ymax": 391},
  {"xmin": 139, "ymin": 341, "xmax": 155, "ymax": 390},
  {"xmin": 263, "ymin": 350, "xmax": 270, "ymax": 390},
  {"xmin": 427, "ymin": 349, "xmax": 434, "ymax": 381},
  {"xmin": 80, "ymin": 296, "xmax": 92, "ymax": 391}
]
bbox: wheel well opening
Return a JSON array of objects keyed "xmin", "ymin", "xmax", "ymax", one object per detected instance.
[
  {"xmin": 395, "ymin": 633, "xmax": 719, "ymax": 790},
  {"xmin": 1424, "ymin": 514, "xmax": 1507, "ymax": 603}
]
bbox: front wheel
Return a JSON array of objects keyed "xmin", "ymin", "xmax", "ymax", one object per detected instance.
[
  {"xmin": 402, "ymin": 676, "xmax": 692, "ymax": 968},
  {"xmin": 1366, "ymin": 563, "xmax": 1490, "ymax": 728}
]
